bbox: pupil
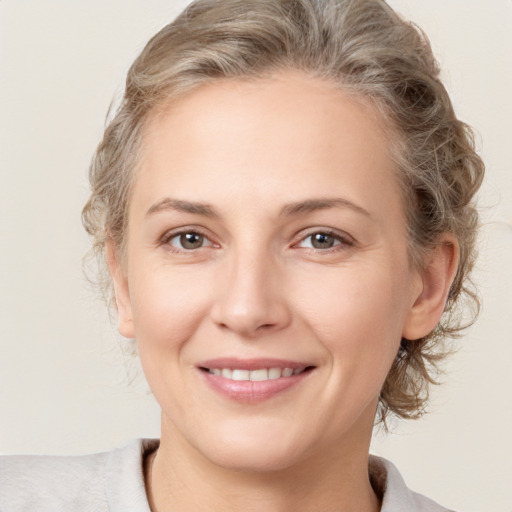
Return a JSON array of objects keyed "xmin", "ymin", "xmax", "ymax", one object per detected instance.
[
  {"xmin": 312, "ymin": 233, "xmax": 334, "ymax": 248},
  {"xmin": 181, "ymin": 233, "xmax": 203, "ymax": 249}
]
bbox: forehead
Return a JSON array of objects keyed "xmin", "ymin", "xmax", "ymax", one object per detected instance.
[{"xmin": 134, "ymin": 71, "xmax": 403, "ymax": 222}]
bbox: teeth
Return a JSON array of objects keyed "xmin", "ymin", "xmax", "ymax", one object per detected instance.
[
  {"xmin": 250, "ymin": 369, "xmax": 268, "ymax": 381},
  {"xmin": 232, "ymin": 369, "xmax": 249, "ymax": 381},
  {"xmin": 268, "ymin": 368, "xmax": 282, "ymax": 379},
  {"xmin": 208, "ymin": 367, "xmax": 304, "ymax": 381}
]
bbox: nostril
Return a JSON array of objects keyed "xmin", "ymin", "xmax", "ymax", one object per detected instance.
[{"xmin": 210, "ymin": 297, "xmax": 292, "ymax": 337}]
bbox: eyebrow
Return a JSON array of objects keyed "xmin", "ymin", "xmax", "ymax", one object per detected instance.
[
  {"xmin": 280, "ymin": 198, "xmax": 371, "ymax": 218},
  {"xmin": 146, "ymin": 196, "xmax": 371, "ymax": 219},
  {"xmin": 146, "ymin": 198, "xmax": 219, "ymax": 218}
]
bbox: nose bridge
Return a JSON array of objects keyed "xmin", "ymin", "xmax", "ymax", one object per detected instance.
[{"xmin": 211, "ymin": 240, "xmax": 290, "ymax": 336}]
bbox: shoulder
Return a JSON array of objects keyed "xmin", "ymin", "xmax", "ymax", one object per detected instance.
[
  {"xmin": 369, "ymin": 455, "xmax": 455, "ymax": 512},
  {"xmin": 0, "ymin": 448, "xmax": 110, "ymax": 512},
  {"xmin": 0, "ymin": 439, "xmax": 157, "ymax": 512}
]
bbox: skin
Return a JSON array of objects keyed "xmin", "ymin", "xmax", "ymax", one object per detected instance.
[{"xmin": 108, "ymin": 71, "xmax": 458, "ymax": 512}]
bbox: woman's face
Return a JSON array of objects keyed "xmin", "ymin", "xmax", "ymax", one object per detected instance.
[{"xmin": 114, "ymin": 71, "xmax": 425, "ymax": 471}]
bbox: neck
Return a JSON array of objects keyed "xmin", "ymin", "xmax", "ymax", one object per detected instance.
[{"xmin": 145, "ymin": 415, "xmax": 380, "ymax": 512}]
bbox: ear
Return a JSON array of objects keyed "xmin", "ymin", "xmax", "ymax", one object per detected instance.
[
  {"xmin": 402, "ymin": 235, "xmax": 459, "ymax": 341},
  {"xmin": 106, "ymin": 239, "xmax": 135, "ymax": 338}
]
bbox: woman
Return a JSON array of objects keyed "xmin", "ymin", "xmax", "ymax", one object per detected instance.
[{"xmin": 0, "ymin": 0, "xmax": 484, "ymax": 510}]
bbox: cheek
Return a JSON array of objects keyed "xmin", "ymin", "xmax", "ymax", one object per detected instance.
[
  {"xmin": 279, "ymin": 265, "xmax": 409, "ymax": 438},
  {"xmin": 294, "ymin": 263, "xmax": 407, "ymax": 366},
  {"xmin": 128, "ymin": 266, "xmax": 216, "ymax": 410},
  {"xmin": 129, "ymin": 265, "xmax": 213, "ymax": 350}
]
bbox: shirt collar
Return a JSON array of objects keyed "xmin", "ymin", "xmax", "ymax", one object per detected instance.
[{"xmin": 105, "ymin": 440, "xmax": 449, "ymax": 512}]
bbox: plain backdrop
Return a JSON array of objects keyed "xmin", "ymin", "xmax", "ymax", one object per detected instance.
[{"xmin": 0, "ymin": 1, "xmax": 511, "ymax": 511}]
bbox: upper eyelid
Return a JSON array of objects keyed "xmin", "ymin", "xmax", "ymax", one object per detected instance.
[
  {"xmin": 293, "ymin": 228, "xmax": 355, "ymax": 245},
  {"xmin": 158, "ymin": 226, "xmax": 355, "ymax": 247},
  {"xmin": 161, "ymin": 226, "xmax": 212, "ymax": 242}
]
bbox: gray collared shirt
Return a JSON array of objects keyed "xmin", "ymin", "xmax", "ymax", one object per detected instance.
[{"xmin": 0, "ymin": 439, "xmax": 453, "ymax": 511}]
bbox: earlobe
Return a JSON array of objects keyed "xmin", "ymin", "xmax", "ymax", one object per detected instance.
[
  {"xmin": 402, "ymin": 236, "xmax": 459, "ymax": 341},
  {"xmin": 106, "ymin": 240, "xmax": 135, "ymax": 338}
]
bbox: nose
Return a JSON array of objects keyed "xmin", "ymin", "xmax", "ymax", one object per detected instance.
[{"xmin": 210, "ymin": 248, "xmax": 292, "ymax": 338}]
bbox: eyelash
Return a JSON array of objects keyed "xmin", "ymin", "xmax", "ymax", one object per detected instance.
[
  {"xmin": 293, "ymin": 229, "xmax": 354, "ymax": 252},
  {"xmin": 160, "ymin": 228, "xmax": 354, "ymax": 254},
  {"xmin": 161, "ymin": 228, "xmax": 215, "ymax": 253}
]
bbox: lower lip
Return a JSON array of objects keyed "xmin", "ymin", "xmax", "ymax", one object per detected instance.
[{"xmin": 199, "ymin": 369, "xmax": 313, "ymax": 403}]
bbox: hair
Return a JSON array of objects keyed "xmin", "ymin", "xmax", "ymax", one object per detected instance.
[{"xmin": 82, "ymin": 0, "xmax": 484, "ymax": 423}]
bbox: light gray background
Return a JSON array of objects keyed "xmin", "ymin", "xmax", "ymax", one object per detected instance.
[{"xmin": 0, "ymin": 1, "xmax": 511, "ymax": 511}]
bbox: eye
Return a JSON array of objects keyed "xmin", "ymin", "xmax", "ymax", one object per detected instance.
[
  {"xmin": 166, "ymin": 231, "xmax": 212, "ymax": 250},
  {"xmin": 297, "ymin": 231, "xmax": 351, "ymax": 250}
]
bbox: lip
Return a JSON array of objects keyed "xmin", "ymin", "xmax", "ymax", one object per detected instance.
[
  {"xmin": 197, "ymin": 358, "xmax": 315, "ymax": 403},
  {"xmin": 198, "ymin": 357, "xmax": 310, "ymax": 371}
]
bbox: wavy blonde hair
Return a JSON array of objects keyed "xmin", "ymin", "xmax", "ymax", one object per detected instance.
[{"xmin": 82, "ymin": 0, "xmax": 484, "ymax": 422}]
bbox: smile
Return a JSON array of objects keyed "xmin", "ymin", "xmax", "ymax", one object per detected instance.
[
  {"xmin": 204, "ymin": 367, "xmax": 306, "ymax": 381},
  {"xmin": 198, "ymin": 359, "xmax": 315, "ymax": 402}
]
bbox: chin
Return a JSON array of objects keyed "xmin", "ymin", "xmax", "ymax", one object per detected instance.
[
  {"xmin": 195, "ymin": 421, "xmax": 311, "ymax": 473},
  {"xmin": 205, "ymin": 444, "xmax": 303, "ymax": 474}
]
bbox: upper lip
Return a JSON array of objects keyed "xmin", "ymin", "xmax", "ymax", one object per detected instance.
[{"xmin": 198, "ymin": 358, "xmax": 315, "ymax": 371}]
